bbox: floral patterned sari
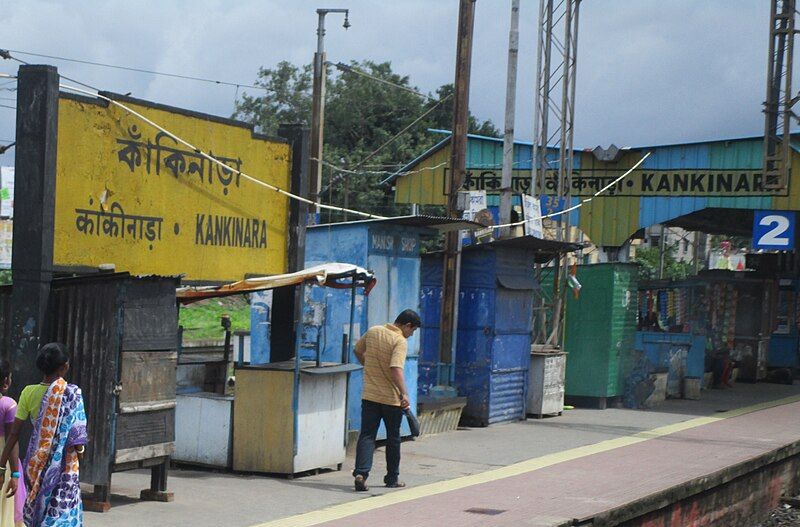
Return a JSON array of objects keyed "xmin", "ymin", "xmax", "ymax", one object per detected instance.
[{"xmin": 23, "ymin": 379, "xmax": 87, "ymax": 526}]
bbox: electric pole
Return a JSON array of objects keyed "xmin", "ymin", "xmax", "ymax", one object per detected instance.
[
  {"xmin": 499, "ymin": 0, "xmax": 520, "ymax": 239},
  {"xmin": 439, "ymin": 0, "xmax": 476, "ymax": 385},
  {"xmin": 310, "ymin": 8, "xmax": 350, "ymax": 221}
]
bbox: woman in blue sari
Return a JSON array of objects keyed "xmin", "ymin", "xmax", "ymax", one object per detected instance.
[{"xmin": 0, "ymin": 343, "xmax": 88, "ymax": 526}]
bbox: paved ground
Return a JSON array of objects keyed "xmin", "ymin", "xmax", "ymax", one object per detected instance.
[{"xmin": 84, "ymin": 382, "xmax": 800, "ymax": 527}]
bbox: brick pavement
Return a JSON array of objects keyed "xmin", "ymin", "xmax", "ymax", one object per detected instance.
[{"xmin": 261, "ymin": 396, "xmax": 800, "ymax": 527}]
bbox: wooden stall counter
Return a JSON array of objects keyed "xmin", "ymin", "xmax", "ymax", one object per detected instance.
[{"xmin": 232, "ymin": 360, "xmax": 361, "ymax": 476}]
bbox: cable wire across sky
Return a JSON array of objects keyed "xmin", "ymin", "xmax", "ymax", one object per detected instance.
[
  {"xmin": 1, "ymin": 48, "xmax": 269, "ymax": 92},
  {"xmin": 3, "ymin": 50, "xmax": 651, "ymax": 229}
]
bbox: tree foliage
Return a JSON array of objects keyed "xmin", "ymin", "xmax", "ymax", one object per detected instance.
[
  {"xmin": 233, "ymin": 60, "xmax": 499, "ymax": 221},
  {"xmin": 634, "ymin": 246, "xmax": 695, "ymax": 281}
]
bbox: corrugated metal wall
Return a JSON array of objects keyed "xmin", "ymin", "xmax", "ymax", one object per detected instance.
[
  {"xmin": 395, "ymin": 134, "xmax": 800, "ymax": 247},
  {"xmin": 419, "ymin": 255, "xmax": 443, "ymax": 393},
  {"xmin": 420, "ymin": 247, "xmax": 534, "ymax": 426},
  {"xmin": 48, "ymin": 276, "xmax": 122, "ymax": 486},
  {"xmin": 46, "ymin": 274, "xmax": 179, "ymax": 486}
]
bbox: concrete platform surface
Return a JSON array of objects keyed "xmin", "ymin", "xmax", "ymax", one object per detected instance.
[{"xmin": 84, "ymin": 382, "xmax": 800, "ymax": 527}]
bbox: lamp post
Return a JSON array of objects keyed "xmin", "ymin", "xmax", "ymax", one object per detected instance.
[{"xmin": 310, "ymin": 8, "xmax": 350, "ymax": 222}]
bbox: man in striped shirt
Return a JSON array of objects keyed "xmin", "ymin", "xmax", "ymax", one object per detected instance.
[{"xmin": 352, "ymin": 309, "xmax": 421, "ymax": 491}]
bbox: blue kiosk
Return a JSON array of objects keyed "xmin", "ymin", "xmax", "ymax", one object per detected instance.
[
  {"xmin": 419, "ymin": 236, "xmax": 577, "ymax": 426},
  {"xmin": 252, "ymin": 216, "xmax": 474, "ymax": 440}
]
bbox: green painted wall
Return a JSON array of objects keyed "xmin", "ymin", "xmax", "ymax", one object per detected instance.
[{"xmin": 563, "ymin": 263, "xmax": 639, "ymax": 398}]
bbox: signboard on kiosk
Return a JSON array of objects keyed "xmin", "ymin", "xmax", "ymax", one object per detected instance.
[
  {"xmin": 752, "ymin": 210, "xmax": 796, "ymax": 251},
  {"xmin": 54, "ymin": 93, "xmax": 291, "ymax": 281}
]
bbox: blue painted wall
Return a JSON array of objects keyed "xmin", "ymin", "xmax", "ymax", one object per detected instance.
[
  {"xmin": 297, "ymin": 222, "xmax": 425, "ymax": 437},
  {"xmin": 420, "ymin": 246, "xmax": 535, "ymax": 426}
]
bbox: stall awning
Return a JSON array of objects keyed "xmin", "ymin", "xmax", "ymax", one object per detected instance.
[
  {"xmin": 472, "ymin": 235, "xmax": 582, "ymax": 253},
  {"xmin": 177, "ymin": 263, "xmax": 375, "ymax": 304}
]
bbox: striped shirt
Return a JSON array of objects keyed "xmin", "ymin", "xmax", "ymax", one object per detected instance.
[{"xmin": 355, "ymin": 324, "xmax": 407, "ymax": 406}]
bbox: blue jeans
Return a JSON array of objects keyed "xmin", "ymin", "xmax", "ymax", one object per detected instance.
[{"xmin": 353, "ymin": 399, "xmax": 403, "ymax": 485}]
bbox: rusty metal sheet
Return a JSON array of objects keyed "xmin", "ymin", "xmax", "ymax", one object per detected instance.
[
  {"xmin": 121, "ymin": 276, "xmax": 179, "ymax": 350},
  {"xmin": 48, "ymin": 276, "xmax": 121, "ymax": 486},
  {"xmin": 119, "ymin": 351, "xmax": 177, "ymax": 410}
]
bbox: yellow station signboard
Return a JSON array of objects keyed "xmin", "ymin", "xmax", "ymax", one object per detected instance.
[{"xmin": 54, "ymin": 94, "xmax": 291, "ymax": 282}]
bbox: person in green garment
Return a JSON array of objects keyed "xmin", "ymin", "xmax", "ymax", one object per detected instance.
[
  {"xmin": 14, "ymin": 380, "xmax": 49, "ymax": 427},
  {"xmin": 0, "ymin": 343, "xmax": 88, "ymax": 526}
]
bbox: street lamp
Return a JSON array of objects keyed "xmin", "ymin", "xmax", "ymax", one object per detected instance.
[{"xmin": 310, "ymin": 8, "xmax": 350, "ymax": 222}]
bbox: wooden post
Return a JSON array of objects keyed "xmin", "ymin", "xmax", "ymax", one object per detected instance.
[
  {"xmin": 9, "ymin": 65, "xmax": 59, "ymax": 396},
  {"xmin": 140, "ymin": 457, "xmax": 173, "ymax": 503},
  {"xmin": 439, "ymin": 0, "xmax": 476, "ymax": 381}
]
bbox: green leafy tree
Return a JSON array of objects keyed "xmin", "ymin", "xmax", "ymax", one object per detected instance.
[
  {"xmin": 233, "ymin": 60, "xmax": 499, "ymax": 221},
  {"xmin": 234, "ymin": 61, "xmax": 312, "ymax": 136},
  {"xmin": 426, "ymin": 84, "xmax": 500, "ymax": 137},
  {"xmin": 635, "ymin": 246, "xmax": 695, "ymax": 281}
]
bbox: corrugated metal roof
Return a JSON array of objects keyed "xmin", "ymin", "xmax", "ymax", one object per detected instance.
[
  {"xmin": 387, "ymin": 130, "xmax": 563, "ymax": 184},
  {"xmin": 422, "ymin": 128, "xmax": 800, "ymax": 156},
  {"xmin": 392, "ymin": 130, "xmax": 800, "ymax": 246},
  {"xmin": 308, "ymin": 215, "xmax": 484, "ymax": 232},
  {"xmin": 627, "ymin": 130, "xmax": 800, "ymax": 151},
  {"xmin": 381, "ymin": 135, "xmax": 451, "ymax": 185}
]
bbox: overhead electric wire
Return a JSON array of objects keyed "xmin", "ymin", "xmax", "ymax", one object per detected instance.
[
  {"xmin": 317, "ymin": 159, "xmax": 448, "ymax": 177},
  {"xmin": 2, "ymin": 50, "xmax": 649, "ymax": 229},
  {"xmin": 1, "ymin": 48, "xmax": 268, "ymax": 92},
  {"xmin": 2, "ymin": 50, "xmax": 386, "ymax": 220},
  {"xmin": 321, "ymin": 93, "xmax": 453, "ymax": 194},
  {"xmin": 3, "ymin": 50, "xmax": 104, "ymax": 97},
  {"xmin": 329, "ymin": 61, "xmax": 434, "ymax": 101},
  {"xmin": 491, "ymin": 151, "xmax": 652, "ymax": 229},
  {"xmin": 59, "ymin": 82, "xmax": 387, "ymax": 220}
]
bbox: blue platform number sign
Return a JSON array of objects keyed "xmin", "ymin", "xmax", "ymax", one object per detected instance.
[{"xmin": 753, "ymin": 211, "xmax": 796, "ymax": 250}]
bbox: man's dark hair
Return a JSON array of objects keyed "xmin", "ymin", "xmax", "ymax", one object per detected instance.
[
  {"xmin": 36, "ymin": 342, "xmax": 70, "ymax": 375},
  {"xmin": 395, "ymin": 309, "xmax": 421, "ymax": 328}
]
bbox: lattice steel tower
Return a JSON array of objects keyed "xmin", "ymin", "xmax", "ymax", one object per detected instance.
[
  {"xmin": 532, "ymin": 0, "xmax": 580, "ymax": 208},
  {"xmin": 764, "ymin": 0, "xmax": 797, "ymax": 189},
  {"xmin": 531, "ymin": 0, "xmax": 581, "ymax": 347}
]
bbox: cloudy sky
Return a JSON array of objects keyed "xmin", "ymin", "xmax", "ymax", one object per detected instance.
[{"xmin": 0, "ymin": 0, "xmax": 781, "ymax": 166}]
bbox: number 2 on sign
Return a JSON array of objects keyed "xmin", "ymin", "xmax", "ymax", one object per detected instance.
[{"xmin": 758, "ymin": 215, "xmax": 791, "ymax": 246}]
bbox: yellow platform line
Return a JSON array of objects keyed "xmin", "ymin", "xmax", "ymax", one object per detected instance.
[{"xmin": 252, "ymin": 394, "xmax": 800, "ymax": 527}]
